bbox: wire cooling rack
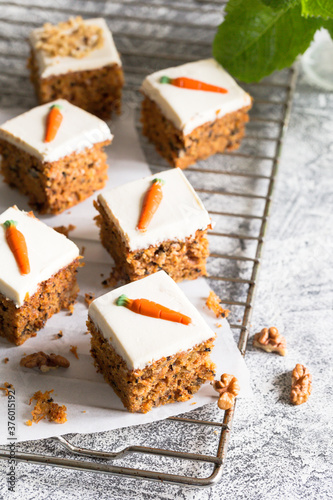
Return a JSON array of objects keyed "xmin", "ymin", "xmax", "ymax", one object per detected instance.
[{"xmin": 0, "ymin": 0, "xmax": 298, "ymax": 487}]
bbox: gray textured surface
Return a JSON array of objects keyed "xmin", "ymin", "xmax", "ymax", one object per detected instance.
[{"xmin": 0, "ymin": 1, "xmax": 333, "ymax": 498}]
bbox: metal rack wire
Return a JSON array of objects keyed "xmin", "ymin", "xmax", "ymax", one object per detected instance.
[{"xmin": 0, "ymin": 0, "xmax": 298, "ymax": 487}]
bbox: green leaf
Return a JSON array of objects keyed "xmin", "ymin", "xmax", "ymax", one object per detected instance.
[
  {"xmin": 301, "ymin": 0, "xmax": 333, "ymax": 19},
  {"xmin": 260, "ymin": 0, "xmax": 300, "ymax": 10},
  {"xmin": 323, "ymin": 19, "xmax": 333, "ymax": 38},
  {"xmin": 212, "ymin": 0, "xmax": 322, "ymax": 82}
]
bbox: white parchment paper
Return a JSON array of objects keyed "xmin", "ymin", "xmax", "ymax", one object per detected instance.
[{"xmin": 0, "ymin": 106, "xmax": 252, "ymax": 444}]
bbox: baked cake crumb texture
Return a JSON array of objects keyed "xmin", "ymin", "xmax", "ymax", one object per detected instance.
[
  {"xmin": 141, "ymin": 58, "xmax": 252, "ymax": 168},
  {"xmin": 95, "ymin": 168, "xmax": 212, "ymax": 283},
  {"xmin": 206, "ymin": 291, "xmax": 230, "ymax": 318},
  {"xmin": 0, "ymin": 206, "xmax": 80, "ymax": 345},
  {"xmin": 27, "ymin": 390, "xmax": 67, "ymax": 424},
  {"xmin": 28, "ymin": 18, "xmax": 124, "ymax": 118},
  {"xmin": 0, "ymin": 100, "xmax": 112, "ymax": 214},
  {"xmin": 88, "ymin": 271, "xmax": 216, "ymax": 413}
]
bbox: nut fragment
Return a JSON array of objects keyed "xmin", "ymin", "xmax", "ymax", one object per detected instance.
[
  {"xmin": 212, "ymin": 373, "xmax": 240, "ymax": 410},
  {"xmin": 290, "ymin": 364, "xmax": 312, "ymax": 405},
  {"xmin": 253, "ymin": 327, "xmax": 287, "ymax": 356},
  {"xmin": 20, "ymin": 352, "xmax": 70, "ymax": 372},
  {"xmin": 35, "ymin": 17, "xmax": 104, "ymax": 58}
]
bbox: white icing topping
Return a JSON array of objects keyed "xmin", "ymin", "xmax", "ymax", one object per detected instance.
[
  {"xmin": 0, "ymin": 99, "xmax": 112, "ymax": 162},
  {"xmin": 98, "ymin": 168, "xmax": 211, "ymax": 252},
  {"xmin": 141, "ymin": 58, "xmax": 252, "ymax": 135},
  {"xmin": 0, "ymin": 206, "xmax": 80, "ymax": 307},
  {"xmin": 29, "ymin": 18, "xmax": 122, "ymax": 79},
  {"xmin": 88, "ymin": 271, "xmax": 215, "ymax": 370}
]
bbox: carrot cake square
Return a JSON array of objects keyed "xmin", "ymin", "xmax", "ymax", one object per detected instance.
[
  {"xmin": 0, "ymin": 206, "xmax": 81, "ymax": 345},
  {"xmin": 88, "ymin": 271, "xmax": 216, "ymax": 413},
  {"xmin": 28, "ymin": 17, "xmax": 124, "ymax": 119},
  {"xmin": 141, "ymin": 58, "xmax": 252, "ymax": 169},
  {"xmin": 94, "ymin": 168, "xmax": 212, "ymax": 283},
  {"xmin": 0, "ymin": 99, "xmax": 112, "ymax": 214}
]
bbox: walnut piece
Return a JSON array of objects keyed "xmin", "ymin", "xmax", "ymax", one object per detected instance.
[
  {"xmin": 27, "ymin": 390, "xmax": 67, "ymax": 424},
  {"xmin": 35, "ymin": 17, "xmax": 104, "ymax": 58},
  {"xmin": 212, "ymin": 373, "xmax": 240, "ymax": 410},
  {"xmin": 20, "ymin": 352, "xmax": 70, "ymax": 372},
  {"xmin": 290, "ymin": 364, "xmax": 312, "ymax": 405},
  {"xmin": 253, "ymin": 327, "xmax": 287, "ymax": 356},
  {"xmin": 206, "ymin": 291, "xmax": 230, "ymax": 318}
]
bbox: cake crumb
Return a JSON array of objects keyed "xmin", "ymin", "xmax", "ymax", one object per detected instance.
[
  {"xmin": 67, "ymin": 303, "xmax": 75, "ymax": 316},
  {"xmin": 190, "ymin": 402, "xmax": 197, "ymax": 406},
  {"xmin": 70, "ymin": 345, "xmax": 79, "ymax": 359},
  {"xmin": 213, "ymin": 430, "xmax": 218, "ymax": 435},
  {"xmin": 0, "ymin": 382, "xmax": 14, "ymax": 396},
  {"xmin": 53, "ymin": 224, "xmax": 76, "ymax": 238},
  {"xmin": 206, "ymin": 291, "xmax": 230, "ymax": 318},
  {"xmin": 3, "ymin": 358, "xmax": 9, "ymax": 364},
  {"xmin": 81, "ymin": 246, "xmax": 86, "ymax": 256},
  {"xmin": 84, "ymin": 292, "xmax": 95, "ymax": 307},
  {"xmin": 102, "ymin": 267, "xmax": 124, "ymax": 288},
  {"xmin": 81, "ymin": 410, "xmax": 86, "ymax": 413},
  {"xmin": 25, "ymin": 420, "xmax": 32, "ymax": 426},
  {"xmin": 215, "ymin": 323, "xmax": 222, "ymax": 328},
  {"xmin": 28, "ymin": 390, "xmax": 67, "ymax": 424},
  {"xmin": 55, "ymin": 331, "xmax": 63, "ymax": 339}
]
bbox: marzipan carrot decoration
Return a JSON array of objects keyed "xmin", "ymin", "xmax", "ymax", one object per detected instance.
[
  {"xmin": 116, "ymin": 295, "xmax": 191, "ymax": 325},
  {"xmin": 137, "ymin": 178, "xmax": 165, "ymax": 232},
  {"xmin": 3, "ymin": 220, "xmax": 30, "ymax": 275},
  {"xmin": 44, "ymin": 104, "xmax": 63, "ymax": 143},
  {"xmin": 160, "ymin": 76, "xmax": 228, "ymax": 94}
]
